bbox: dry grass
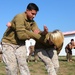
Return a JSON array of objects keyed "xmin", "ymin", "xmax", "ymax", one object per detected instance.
[
  {"xmin": 0, "ymin": 56, "xmax": 75, "ymax": 75},
  {"xmin": 58, "ymin": 56, "xmax": 75, "ymax": 75}
]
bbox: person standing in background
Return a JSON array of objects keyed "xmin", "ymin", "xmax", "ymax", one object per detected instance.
[{"xmin": 65, "ymin": 39, "xmax": 75, "ymax": 62}]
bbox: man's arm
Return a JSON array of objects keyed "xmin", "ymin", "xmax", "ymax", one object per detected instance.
[
  {"xmin": 72, "ymin": 43, "xmax": 75, "ymax": 49},
  {"xmin": 68, "ymin": 44, "xmax": 72, "ymax": 49}
]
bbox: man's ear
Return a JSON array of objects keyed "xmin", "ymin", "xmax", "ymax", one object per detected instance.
[{"xmin": 26, "ymin": 9, "xmax": 30, "ymax": 12}]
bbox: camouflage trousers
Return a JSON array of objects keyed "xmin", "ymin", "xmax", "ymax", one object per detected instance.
[
  {"xmin": 36, "ymin": 48, "xmax": 59, "ymax": 75},
  {"xmin": 1, "ymin": 42, "xmax": 30, "ymax": 75}
]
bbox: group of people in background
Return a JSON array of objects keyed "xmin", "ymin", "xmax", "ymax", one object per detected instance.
[
  {"xmin": 65, "ymin": 39, "xmax": 75, "ymax": 62},
  {"xmin": 1, "ymin": 3, "xmax": 64, "ymax": 75}
]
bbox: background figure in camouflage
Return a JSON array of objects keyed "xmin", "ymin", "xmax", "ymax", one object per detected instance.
[
  {"xmin": 25, "ymin": 39, "xmax": 36, "ymax": 62},
  {"xmin": 25, "ymin": 39, "xmax": 36, "ymax": 56}
]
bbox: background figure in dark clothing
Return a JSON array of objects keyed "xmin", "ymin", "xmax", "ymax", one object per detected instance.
[{"xmin": 65, "ymin": 39, "xmax": 75, "ymax": 62}]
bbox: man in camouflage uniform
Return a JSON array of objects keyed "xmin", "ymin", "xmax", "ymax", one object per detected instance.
[{"xmin": 1, "ymin": 3, "xmax": 48, "ymax": 75}]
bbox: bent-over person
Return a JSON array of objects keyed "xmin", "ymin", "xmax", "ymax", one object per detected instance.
[
  {"xmin": 35, "ymin": 30, "xmax": 64, "ymax": 75},
  {"xmin": 65, "ymin": 39, "xmax": 75, "ymax": 62}
]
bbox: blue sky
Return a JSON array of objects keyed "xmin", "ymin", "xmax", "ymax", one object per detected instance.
[{"xmin": 0, "ymin": 0, "xmax": 75, "ymax": 41}]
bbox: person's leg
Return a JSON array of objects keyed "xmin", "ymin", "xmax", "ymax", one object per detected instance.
[
  {"xmin": 68, "ymin": 50, "xmax": 72, "ymax": 62},
  {"xmin": 16, "ymin": 45, "xmax": 30, "ymax": 75},
  {"xmin": 65, "ymin": 49, "xmax": 69, "ymax": 61},
  {"xmin": 69, "ymin": 53, "xmax": 72, "ymax": 61},
  {"xmin": 67, "ymin": 52, "xmax": 70, "ymax": 62},
  {"xmin": 48, "ymin": 49, "xmax": 59, "ymax": 73},
  {"xmin": 66, "ymin": 53, "xmax": 68, "ymax": 61},
  {"xmin": 34, "ymin": 50, "xmax": 39, "ymax": 62},
  {"xmin": 36, "ymin": 49, "xmax": 57, "ymax": 75},
  {"xmin": 2, "ymin": 44, "xmax": 18, "ymax": 75},
  {"xmin": 27, "ymin": 55, "xmax": 33, "ymax": 62}
]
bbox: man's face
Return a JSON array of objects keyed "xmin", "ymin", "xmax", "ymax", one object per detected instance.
[{"xmin": 26, "ymin": 9, "xmax": 37, "ymax": 20}]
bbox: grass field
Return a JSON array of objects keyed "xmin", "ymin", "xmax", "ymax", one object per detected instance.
[{"xmin": 0, "ymin": 56, "xmax": 75, "ymax": 75}]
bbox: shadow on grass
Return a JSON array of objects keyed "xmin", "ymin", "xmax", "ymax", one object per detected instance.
[
  {"xmin": 59, "ymin": 59, "xmax": 67, "ymax": 62},
  {"xmin": 58, "ymin": 56, "xmax": 67, "ymax": 62},
  {"xmin": 58, "ymin": 56, "xmax": 75, "ymax": 62}
]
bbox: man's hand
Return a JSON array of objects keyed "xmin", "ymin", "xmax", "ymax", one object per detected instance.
[
  {"xmin": 6, "ymin": 22, "xmax": 11, "ymax": 28},
  {"xmin": 33, "ymin": 25, "xmax": 48, "ymax": 35},
  {"xmin": 44, "ymin": 25, "xmax": 48, "ymax": 34},
  {"xmin": 33, "ymin": 29, "xmax": 40, "ymax": 34}
]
